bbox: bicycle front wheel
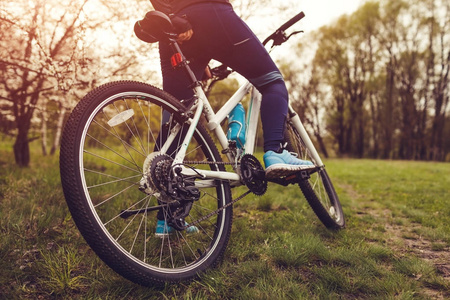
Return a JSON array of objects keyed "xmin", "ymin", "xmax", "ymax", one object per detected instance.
[
  {"xmin": 60, "ymin": 81, "xmax": 233, "ymax": 286},
  {"xmin": 285, "ymin": 120, "xmax": 345, "ymax": 229}
]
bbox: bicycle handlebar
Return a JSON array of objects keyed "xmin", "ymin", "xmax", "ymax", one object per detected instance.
[
  {"xmin": 279, "ymin": 11, "xmax": 305, "ymax": 32},
  {"xmin": 210, "ymin": 11, "xmax": 305, "ymax": 80},
  {"xmin": 262, "ymin": 11, "xmax": 305, "ymax": 46}
]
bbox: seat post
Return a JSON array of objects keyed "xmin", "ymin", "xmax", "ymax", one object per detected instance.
[{"xmin": 168, "ymin": 40, "xmax": 201, "ymax": 89}]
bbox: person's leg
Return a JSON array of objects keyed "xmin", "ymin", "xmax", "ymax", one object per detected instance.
[
  {"xmin": 175, "ymin": 3, "xmax": 314, "ymax": 177},
  {"xmin": 159, "ymin": 42, "xmax": 209, "ymax": 101},
  {"xmin": 175, "ymin": 3, "xmax": 290, "ymax": 152},
  {"xmin": 252, "ymin": 76, "xmax": 289, "ymax": 152},
  {"xmin": 168, "ymin": 3, "xmax": 313, "ymax": 178},
  {"xmin": 201, "ymin": 4, "xmax": 288, "ymax": 152},
  {"xmin": 154, "ymin": 43, "xmax": 209, "ymax": 227}
]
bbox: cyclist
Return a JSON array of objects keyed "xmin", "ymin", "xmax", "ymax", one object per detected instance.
[{"xmin": 147, "ymin": 0, "xmax": 314, "ymax": 235}]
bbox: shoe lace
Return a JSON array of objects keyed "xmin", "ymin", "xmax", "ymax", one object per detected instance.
[{"xmin": 278, "ymin": 142, "xmax": 298, "ymax": 158}]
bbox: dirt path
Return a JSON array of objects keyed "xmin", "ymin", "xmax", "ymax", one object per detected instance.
[
  {"xmin": 382, "ymin": 217, "xmax": 449, "ymax": 299},
  {"xmin": 341, "ymin": 183, "xmax": 449, "ymax": 298}
]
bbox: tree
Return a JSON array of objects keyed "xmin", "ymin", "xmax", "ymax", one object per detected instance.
[
  {"xmin": 378, "ymin": 0, "xmax": 449, "ymax": 160},
  {"xmin": 426, "ymin": 0, "xmax": 450, "ymax": 160},
  {"xmin": 0, "ymin": 0, "xmax": 90, "ymax": 166},
  {"xmin": 279, "ymin": 61, "xmax": 330, "ymax": 158},
  {"xmin": 0, "ymin": 0, "xmax": 156, "ymax": 166},
  {"xmin": 313, "ymin": 13, "xmax": 377, "ymax": 158},
  {"xmin": 293, "ymin": 0, "xmax": 449, "ymax": 160}
]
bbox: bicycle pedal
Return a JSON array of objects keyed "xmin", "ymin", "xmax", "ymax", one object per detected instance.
[
  {"xmin": 266, "ymin": 167, "xmax": 319, "ymax": 185},
  {"xmin": 266, "ymin": 165, "xmax": 314, "ymax": 178}
]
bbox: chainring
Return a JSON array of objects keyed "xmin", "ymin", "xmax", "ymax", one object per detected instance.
[{"xmin": 240, "ymin": 154, "xmax": 267, "ymax": 196}]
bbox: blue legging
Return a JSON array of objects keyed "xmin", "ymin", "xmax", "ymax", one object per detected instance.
[{"xmin": 159, "ymin": 2, "xmax": 288, "ymax": 152}]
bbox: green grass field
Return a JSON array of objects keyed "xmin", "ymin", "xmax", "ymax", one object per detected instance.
[{"xmin": 0, "ymin": 143, "xmax": 449, "ymax": 299}]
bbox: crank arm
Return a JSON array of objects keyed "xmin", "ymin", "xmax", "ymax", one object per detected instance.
[{"xmin": 179, "ymin": 166, "xmax": 240, "ymax": 183}]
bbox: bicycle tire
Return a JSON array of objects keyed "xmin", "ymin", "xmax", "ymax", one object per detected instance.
[
  {"xmin": 284, "ymin": 120, "xmax": 345, "ymax": 229},
  {"xmin": 60, "ymin": 80, "xmax": 233, "ymax": 286}
]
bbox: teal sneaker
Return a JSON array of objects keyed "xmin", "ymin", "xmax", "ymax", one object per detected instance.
[
  {"xmin": 264, "ymin": 150, "xmax": 315, "ymax": 179},
  {"xmin": 155, "ymin": 219, "xmax": 199, "ymax": 237}
]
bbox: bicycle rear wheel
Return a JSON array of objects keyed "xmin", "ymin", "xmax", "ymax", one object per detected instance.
[
  {"xmin": 284, "ymin": 119, "xmax": 345, "ymax": 229},
  {"xmin": 60, "ymin": 81, "xmax": 232, "ymax": 286}
]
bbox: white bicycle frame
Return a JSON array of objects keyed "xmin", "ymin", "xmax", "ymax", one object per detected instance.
[{"xmin": 164, "ymin": 76, "xmax": 324, "ymax": 187}]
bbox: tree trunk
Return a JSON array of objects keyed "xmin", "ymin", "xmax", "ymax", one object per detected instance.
[
  {"xmin": 50, "ymin": 104, "xmax": 66, "ymax": 155},
  {"xmin": 14, "ymin": 127, "xmax": 30, "ymax": 167},
  {"xmin": 315, "ymin": 132, "xmax": 329, "ymax": 158},
  {"xmin": 335, "ymin": 96, "xmax": 346, "ymax": 155},
  {"xmin": 356, "ymin": 99, "xmax": 365, "ymax": 158},
  {"xmin": 382, "ymin": 63, "xmax": 395, "ymax": 159},
  {"xmin": 369, "ymin": 92, "xmax": 379, "ymax": 158},
  {"xmin": 41, "ymin": 100, "xmax": 48, "ymax": 156}
]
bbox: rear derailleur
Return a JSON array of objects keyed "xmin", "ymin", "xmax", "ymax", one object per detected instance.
[
  {"xmin": 150, "ymin": 154, "xmax": 200, "ymax": 230},
  {"xmin": 123, "ymin": 154, "xmax": 199, "ymax": 230}
]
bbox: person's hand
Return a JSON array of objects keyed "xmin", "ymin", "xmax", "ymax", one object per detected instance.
[
  {"xmin": 177, "ymin": 29, "xmax": 193, "ymax": 43},
  {"xmin": 201, "ymin": 66, "xmax": 212, "ymax": 84}
]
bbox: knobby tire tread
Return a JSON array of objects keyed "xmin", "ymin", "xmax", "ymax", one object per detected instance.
[
  {"xmin": 284, "ymin": 122, "xmax": 345, "ymax": 230},
  {"xmin": 298, "ymin": 170, "xmax": 345, "ymax": 229},
  {"xmin": 60, "ymin": 81, "xmax": 233, "ymax": 286}
]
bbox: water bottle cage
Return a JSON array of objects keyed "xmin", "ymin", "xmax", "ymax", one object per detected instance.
[{"xmin": 227, "ymin": 120, "xmax": 245, "ymax": 148}]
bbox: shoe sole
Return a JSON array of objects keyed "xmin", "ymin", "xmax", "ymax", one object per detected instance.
[{"xmin": 265, "ymin": 164, "xmax": 315, "ymax": 179}]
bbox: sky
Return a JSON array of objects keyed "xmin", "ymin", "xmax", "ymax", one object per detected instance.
[
  {"xmin": 300, "ymin": 0, "xmax": 365, "ymax": 31},
  {"xmin": 246, "ymin": 0, "xmax": 365, "ymax": 36},
  {"xmin": 85, "ymin": 0, "xmax": 368, "ymax": 79}
]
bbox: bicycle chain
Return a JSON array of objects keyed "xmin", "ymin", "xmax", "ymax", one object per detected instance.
[
  {"xmin": 181, "ymin": 159, "xmax": 241, "ymax": 230},
  {"xmin": 183, "ymin": 189, "xmax": 251, "ymax": 230},
  {"xmin": 180, "ymin": 158, "xmax": 262, "ymax": 230},
  {"xmin": 182, "ymin": 160, "xmax": 234, "ymax": 165}
]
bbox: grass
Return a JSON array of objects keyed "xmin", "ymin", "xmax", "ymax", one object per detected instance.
[{"xmin": 0, "ymin": 141, "xmax": 449, "ymax": 299}]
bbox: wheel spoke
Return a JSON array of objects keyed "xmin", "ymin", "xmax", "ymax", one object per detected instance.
[
  {"xmin": 61, "ymin": 83, "xmax": 232, "ymax": 285},
  {"xmin": 91, "ymin": 119, "xmax": 146, "ymax": 158},
  {"xmin": 286, "ymin": 121, "xmax": 345, "ymax": 229},
  {"xmin": 85, "ymin": 170, "xmax": 141, "ymax": 188},
  {"xmin": 84, "ymin": 150, "xmax": 142, "ymax": 175}
]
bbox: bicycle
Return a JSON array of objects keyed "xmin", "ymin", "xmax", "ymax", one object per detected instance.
[{"xmin": 59, "ymin": 10, "xmax": 345, "ymax": 286}]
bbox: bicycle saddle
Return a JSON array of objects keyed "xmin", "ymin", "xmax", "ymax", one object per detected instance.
[{"xmin": 134, "ymin": 11, "xmax": 175, "ymax": 43}]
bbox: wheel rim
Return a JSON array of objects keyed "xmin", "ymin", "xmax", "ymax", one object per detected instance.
[
  {"xmin": 312, "ymin": 170, "xmax": 342, "ymax": 224},
  {"xmin": 285, "ymin": 123, "xmax": 343, "ymax": 225},
  {"xmin": 77, "ymin": 91, "xmax": 229, "ymax": 272}
]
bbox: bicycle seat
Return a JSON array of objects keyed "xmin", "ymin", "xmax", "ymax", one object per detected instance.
[{"xmin": 134, "ymin": 11, "xmax": 175, "ymax": 43}]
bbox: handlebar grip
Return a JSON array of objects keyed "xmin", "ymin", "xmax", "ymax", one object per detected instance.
[{"xmin": 278, "ymin": 11, "xmax": 305, "ymax": 32}]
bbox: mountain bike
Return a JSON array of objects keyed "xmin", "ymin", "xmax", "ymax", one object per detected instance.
[{"xmin": 59, "ymin": 10, "xmax": 344, "ymax": 286}]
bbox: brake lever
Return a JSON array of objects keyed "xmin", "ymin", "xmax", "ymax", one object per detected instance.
[
  {"xmin": 269, "ymin": 30, "xmax": 304, "ymax": 49},
  {"xmin": 286, "ymin": 30, "xmax": 304, "ymax": 40}
]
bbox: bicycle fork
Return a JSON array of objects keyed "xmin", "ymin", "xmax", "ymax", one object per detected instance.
[{"xmin": 287, "ymin": 105, "xmax": 324, "ymax": 167}]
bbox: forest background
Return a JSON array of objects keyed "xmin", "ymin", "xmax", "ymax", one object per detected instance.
[
  {"xmin": 1, "ymin": 0, "xmax": 449, "ymax": 167},
  {"xmin": 0, "ymin": 0, "xmax": 449, "ymax": 298}
]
